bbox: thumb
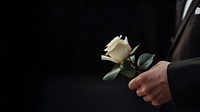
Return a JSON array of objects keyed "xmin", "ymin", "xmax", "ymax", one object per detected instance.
[{"xmin": 128, "ymin": 75, "xmax": 142, "ymax": 90}]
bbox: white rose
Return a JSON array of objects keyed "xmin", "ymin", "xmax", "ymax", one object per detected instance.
[{"xmin": 101, "ymin": 35, "xmax": 132, "ymax": 63}]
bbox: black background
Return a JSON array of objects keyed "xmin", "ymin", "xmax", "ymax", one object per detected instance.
[{"xmin": 2, "ymin": 0, "xmax": 175, "ymax": 112}]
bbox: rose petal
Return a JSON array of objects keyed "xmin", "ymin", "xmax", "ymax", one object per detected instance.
[
  {"xmin": 105, "ymin": 39, "xmax": 124, "ymax": 53},
  {"xmin": 124, "ymin": 36, "xmax": 129, "ymax": 44},
  {"xmin": 104, "ymin": 35, "xmax": 122, "ymax": 51},
  {"xmin": 105, "ymin": 40, "xmax": 124, "ymax": 55},
  {"xmin": 101, "ymin": 55, "xmax": 118, "ymax": 63},
  {"xmin": 107, "ymin": 42, "xmax": 131, "ymax": 62},
  {"xmin": 123, "ymin": 36, "xmax": 132, "ymax": 50},
  {"xmin": 106, "ymin": 36, "xmax": 120, "ymax": 47},
  {"xmin": 107, "ymin": 35, "xmax": 122, "ymax": 46}
]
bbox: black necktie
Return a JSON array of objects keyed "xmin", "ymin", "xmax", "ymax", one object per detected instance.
[{"xmin": 176, "ymin": 0, "xmax": 187, "ymax": 30}]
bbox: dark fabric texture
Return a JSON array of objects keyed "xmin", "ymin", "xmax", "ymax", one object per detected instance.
[
  {"xmin": 168, "ymin": 58, "xmax": 200, "ymax": 110},
  {"xmin": 163, "ymin": 0, "xmax": 200, "ymax": 111}
]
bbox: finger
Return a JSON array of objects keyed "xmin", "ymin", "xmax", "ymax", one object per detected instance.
[
  {"xmin": 144, "ymin": 88, "xmax": 161, "ymax": 104},
  {"xmin": 151, "ymin": 91, "xmax": 172, "ymax": 106},
  {"xmin": 136, "ymin": 87, "xmax": 146, "ymax": 96},
  {"xmin": 143, "ymin": 95, "xmax": 151, "ymax": 102},
  {"xmin": 128, "ymin": 76, "xmax": 141, "ymax": 90},
  {"xmin": 151, "ymin": 101, "xmax": 161, "ymax": 106},
  {"xmin": 149, "ymin": 90, "xmax": 164, "ymax": 106}
]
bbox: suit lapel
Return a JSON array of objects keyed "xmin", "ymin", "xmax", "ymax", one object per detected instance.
[{"xmin": 167, "ymin": 0, "xmax": 200, "ymax": 59}]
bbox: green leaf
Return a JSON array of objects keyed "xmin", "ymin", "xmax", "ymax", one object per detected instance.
[
  {"xmin": 137, "ymin": 53, "xmax": 155, "ymax": 70},
  {"xmin": 112, "ymin": 63, "xmax": 121, "ymax": 70},
  {"xmin": 130, "ymin": 55, "xmax": 135, "ymax": 64},
  {"xmin": 102, "ymin": 68, "xmax": 121, "ymax": 81},
  {"xmin": 130, "ymin": 45, "xmax": 139, "ymax": 55},
  {"xmin": 120, "ymin": 61, "xmax": 136, "ymax": 78}
]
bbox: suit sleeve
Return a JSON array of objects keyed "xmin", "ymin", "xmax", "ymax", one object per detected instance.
[{"xmin": 167, "ymin": 57, "xmax": 200, "ymax": 110}]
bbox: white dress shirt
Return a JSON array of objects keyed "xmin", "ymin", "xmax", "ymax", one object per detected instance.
[{"xmin": 182, "ymin": 0, "xmax": 193, "ymax": 19}]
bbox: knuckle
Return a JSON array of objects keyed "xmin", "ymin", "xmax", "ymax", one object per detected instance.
[
  {"xmin": 136, "ymin": 76, "xmax": 142, "ymax": 83},
  {"xmin": 142, "ymin": 87, "xmax": 148, "ymax": 93},
  {"xmin": 143, "ymin": 86, "xmax": 150, "ymax": 93},
  {"xmin": 138, "ymin": 75, "xmax": 146, "ymax": 83},
  {"xmin": 148, "ymin": 95, "xmax": 155, "ymax": 101},
  {"xmin": 141, "ymin": 86, "xmax": 146, "ymax": 91},
  {"xmin": 145, "ymin": 95, "xmax": 151, "ymax": 101},
  {"xmin": 136, "ymin": 90, "xmax": 143, "ymax": 96}
]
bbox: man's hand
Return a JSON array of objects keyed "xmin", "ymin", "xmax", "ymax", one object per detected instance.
[{"xmin": 128, "ymin": 61, "xmax": 172, "ymax": 106}]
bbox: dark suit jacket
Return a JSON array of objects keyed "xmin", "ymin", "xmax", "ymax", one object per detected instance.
[{"xmin": 161, "ymin": 0, "xmax": 200, "ymax": 111}]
